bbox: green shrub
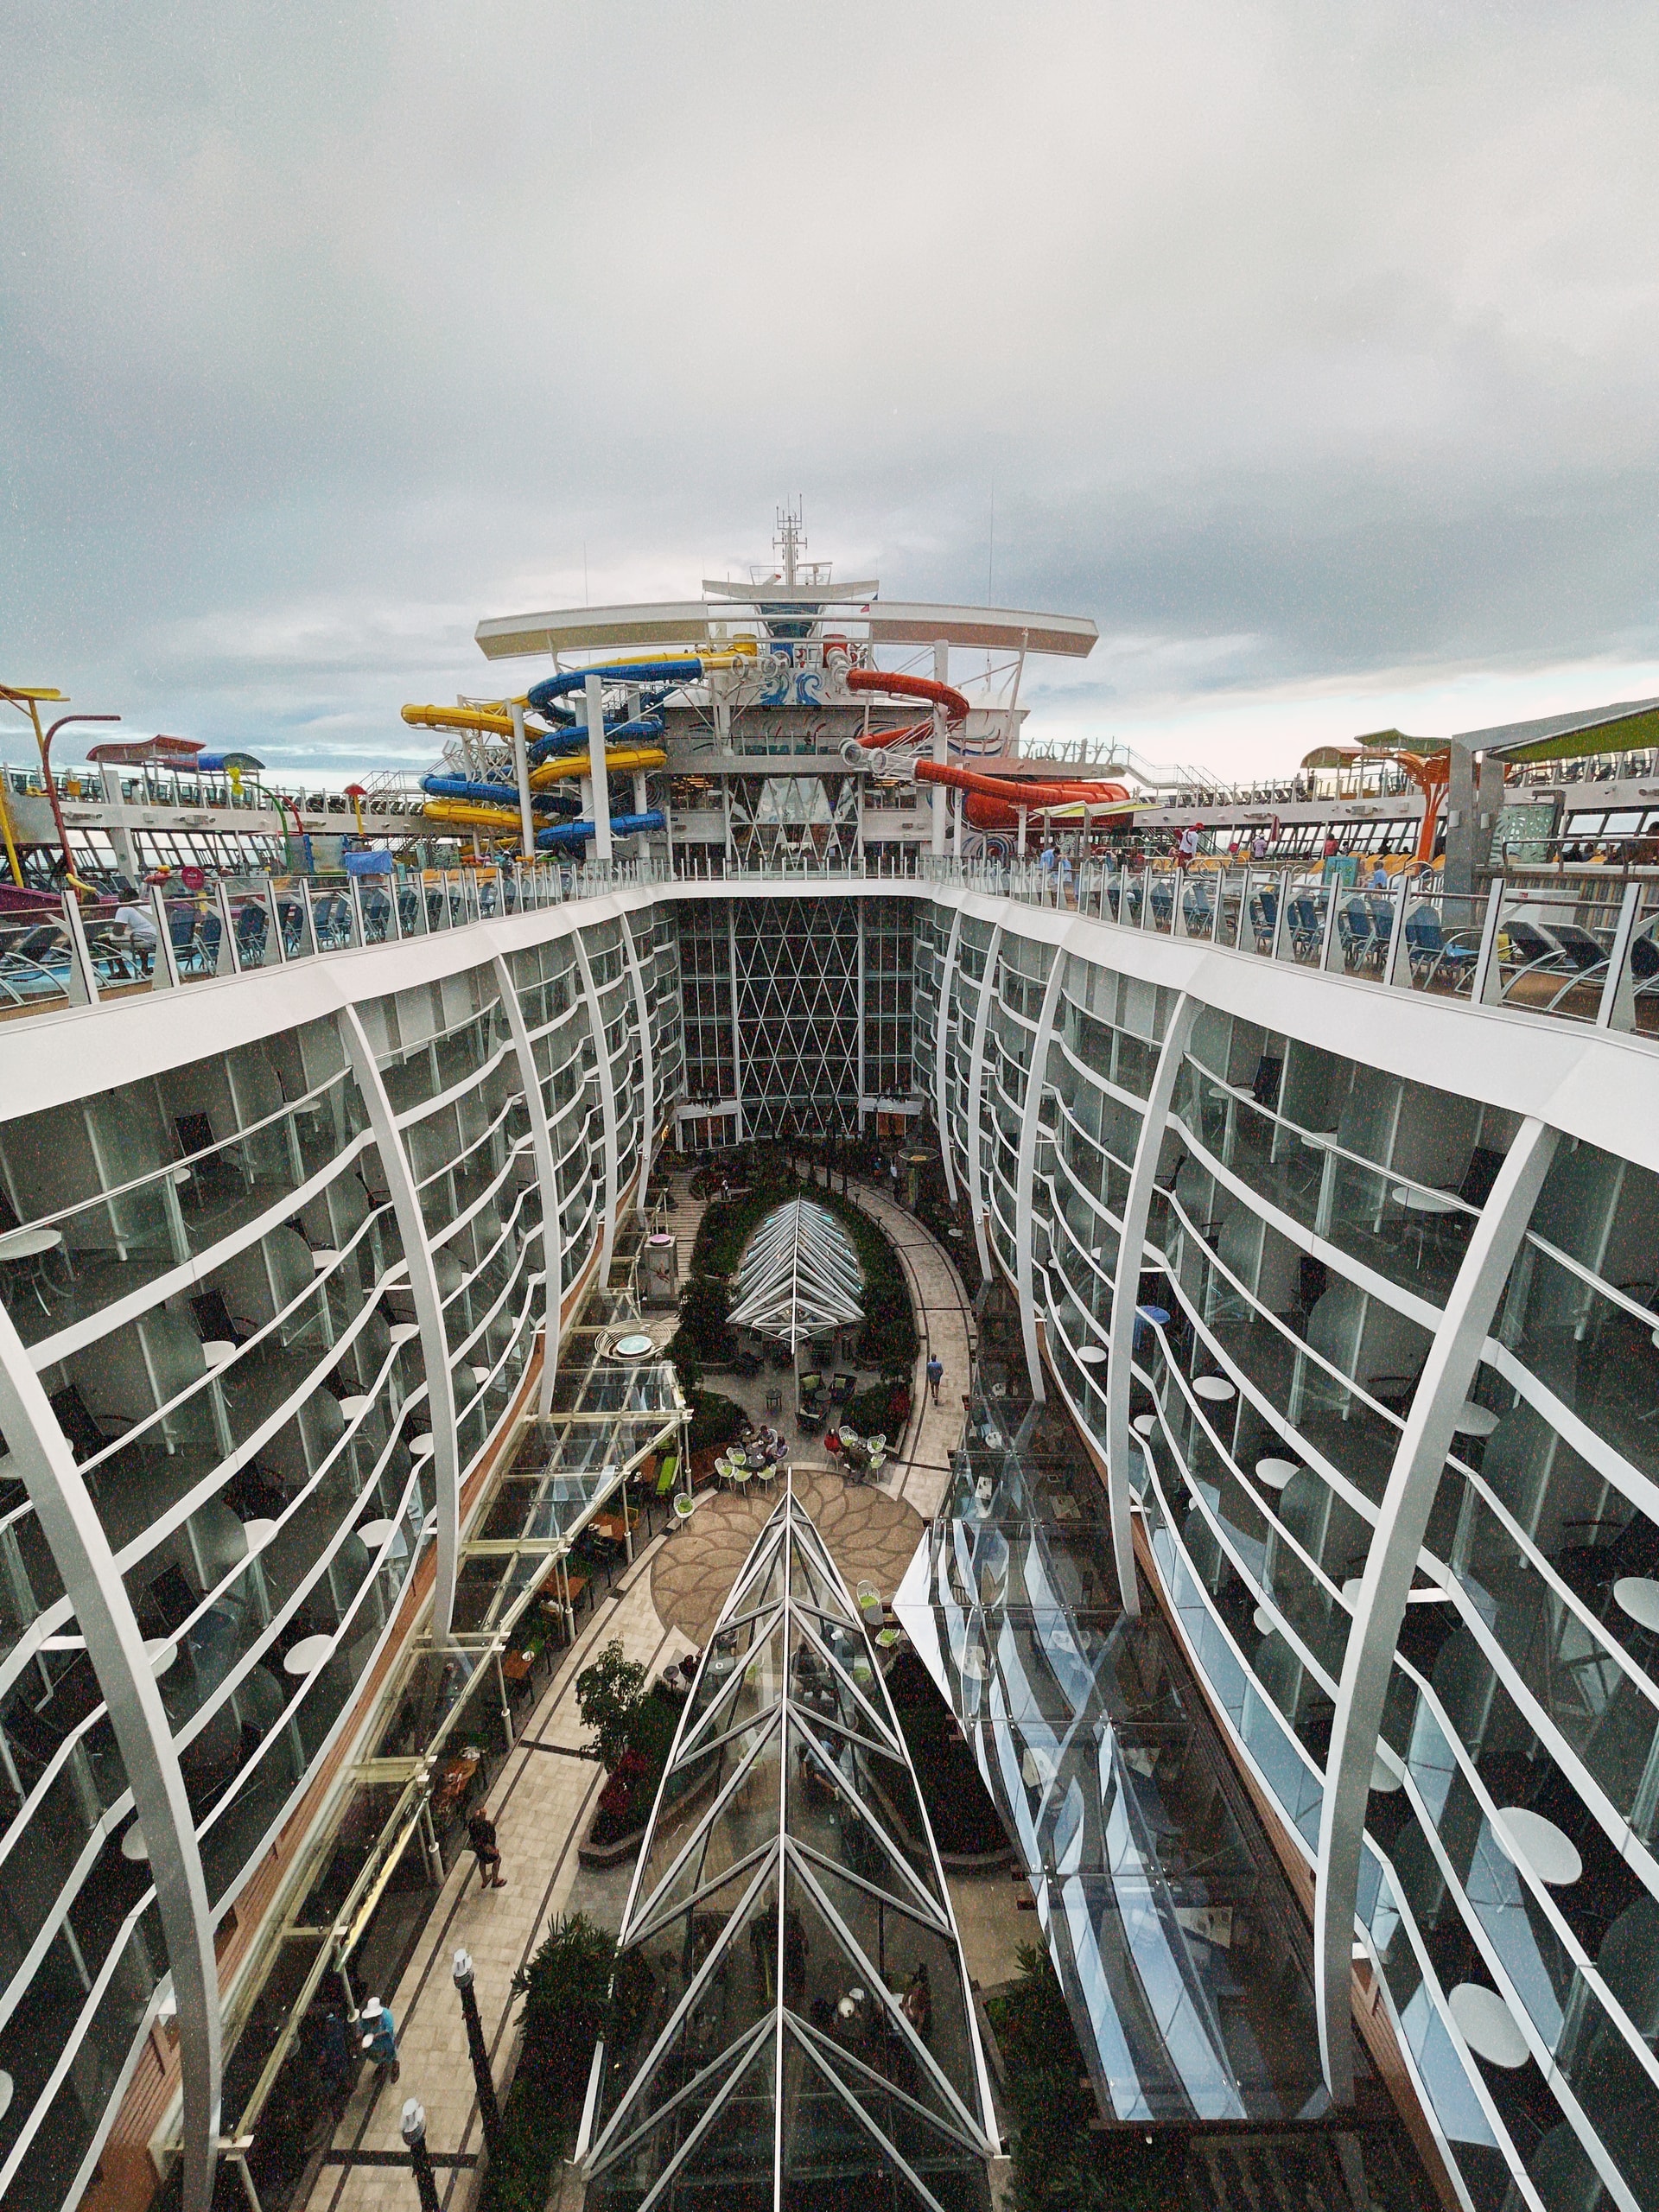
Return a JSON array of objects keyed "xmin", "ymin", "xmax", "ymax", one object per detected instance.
[
  {"xmin": 675, "ymin": 1274, "xmax": 731, "ymax": 1357},
  {"xmin": 987, "ymin": 1945, "xmax": 1183, "ymax": 2209},
  {"xmin": 575, "ymin": 1640, "xmax": 646, "ymax": 1771},
  {"xmin": 480, "ymin": 1914, "xmax": 619, "ymax": 2212},
  {"xmin": 686, "ymin": 1387, "xmax": 747, "ymax": 1456}
]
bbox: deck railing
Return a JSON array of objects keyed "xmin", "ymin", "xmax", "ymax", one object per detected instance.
[{"xmin": 5, "ymin": 846, "xmax": 1657, "ymax": 1046}]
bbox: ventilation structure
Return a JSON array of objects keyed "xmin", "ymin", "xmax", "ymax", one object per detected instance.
[{"xmin": 580, "ymin": 1486, "xmax": 997, "ymax": 2211}]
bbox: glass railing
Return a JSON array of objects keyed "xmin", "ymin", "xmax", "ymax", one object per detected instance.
[
  {"xmin": 920, "ymin": 856, "xmax": 1659, "ymax": 1045},
  {"xmin": 0, "ymin": 856, "xmax": 675, "ymax": 1024}
]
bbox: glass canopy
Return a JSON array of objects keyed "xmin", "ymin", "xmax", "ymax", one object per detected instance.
[
  {"xmin": 581, "ymin": 1484, "xmax": 995, "ymax": 2211},
  {"xmin": 726, "ymin": 1198, "xmax": 864, "ymax": 1350},
  {"xmin": 895, "ymin": 1388, "xmax": 1332, "ymax": 2129}
]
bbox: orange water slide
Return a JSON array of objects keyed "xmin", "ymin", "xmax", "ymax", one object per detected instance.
[
  {"xmin": 844, "ymin": 667, "xmax": 970, "ymax": 747},
  {"xmin": 912, "ymin": 759, "xmax": 1136, "ymax": 834}
]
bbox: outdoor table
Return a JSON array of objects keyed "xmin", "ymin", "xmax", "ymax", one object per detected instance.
[
  {"xmin": 1194, "ymin": 1376, "xmax": 1236, "ymax": 1404},
  {"xmin": 1614, "ymin": 1577, "xmax": 1659, "ymax": 1633},
  {"xmin": 0, "ymin": 1224, "xmax": 65, "ymax": 1313},
  {"xmin": 1255, "ymin": 1457, "xmax": 1298, "ymax": 1491},
  {"xmin": 433, "ymin": 1751, "xmax": 480, "ymax": 1813},
  {"xmin": 502, "ymin": 1650, "xmax": 534, "ymax": 1685}
]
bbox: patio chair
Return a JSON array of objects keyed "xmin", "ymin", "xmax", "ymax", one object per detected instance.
[
  {"xmin": 1181, "ymin": 881, "xmax": 1214, "ymax": 935},
  {"xmin": 1247, "ymin": 887, "xmax": 1277, "ymax": 951},
  {"xmin": 234, "ymin": 902, "xmax": 269, "ymax": 965},
  {"xmin": 672, "ymin": 1492, "xmax": 696, "ymax": 1529},
  {"xmin": 1403, "ymin": 903, "xmax": 1481, "ymax": 992},
  {"xmin": 1286, "ymin": 892, "xmax": 1324, "ymax": 960},
  {"xmin": 830, "ymin": 1372, "xmax": 856, "ymax": 1407},
  {"xmin": 1336, "ymin": 897, "xmax": 1375, "ymax": 969}
]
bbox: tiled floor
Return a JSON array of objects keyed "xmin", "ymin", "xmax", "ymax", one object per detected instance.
[{"xmin": 649, "ymin": 1465, "xmax": 925, "ymax": 1648}]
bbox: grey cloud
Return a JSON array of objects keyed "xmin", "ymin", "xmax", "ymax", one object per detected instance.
[{"xmin": 3, "ymin": 0, "xmax": 1657, "ymax": 766}]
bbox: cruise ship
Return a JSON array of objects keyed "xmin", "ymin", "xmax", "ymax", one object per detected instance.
[{"xmin": 2, "ymin": 514, "xmax": 1656, "ymax": 2212}]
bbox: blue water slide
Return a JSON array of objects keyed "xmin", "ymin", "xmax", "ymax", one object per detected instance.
[
  {"xmin": 524, "ymin": 712, "xmax": 666, "ymax": 766},
  {"xmin": 536, "ymin": 809, "xmax": 665, "ymax": 853},
  {"xmin": 419, "ymin": 774, "xmax": 581, "ymax": 815},
  {"xmin": 525, "ymin": 660, "xmax": 703, "ymax": 713}
]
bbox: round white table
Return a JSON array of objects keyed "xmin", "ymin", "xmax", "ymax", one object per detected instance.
[
  {"xmin": 1370, "ymin": 1750, "xmax": 1403, "ymax": 1793},
  {"xmin": 336, "ymin": 1395, "xmax": 371, "ymax": 1419},
  {"xmin": 409, "ymin": 1433, "xmax": 435, "ymax": 1459},
  {"xmin": 389, "ymin": 1322, "xmax": 421, "ymax": 1346},
  {"xmin": 1133, "ymin": 1414, "xmax": 1158, "ymax": 1438},
  {"xmin": 1253, "ymin": 1605, "xmax": 1276, "ymax": 1636},
  {"xmin": 1077, "ymin": 1344, "xmax": 1107, "ymax": 1367},
  {"xmin": 143, "ymin": 1638, "xmax": 178, "ymax": 1677},
  {"xmin": 201, "ymin": 1339, "xmax": 238, "ymax": 1370},
  {"xmin": 0, "ymin": 1227, "xmax": 62, "ymax": 1262},
  {"xmin": 241, "ymin": 1517, "xmax": 278, "ymax": 1550},
  {"xmin": 1494, "ymin": 1807, "xmax": 1582, "ymax": 1887},
  {"xmin": 0, "ymin": 2070, "xmax": 12, "ymax": 2120},
  {"xmin": 1391, "ymin": 1185, "xmax": 1462, "ymax": 1216},
  {"xmin": 1195, "ymin": 1376, "xmax": 1236, "ymax": 1404},
  {"xmin": 310, "ymin": 1248, "xmax": 337, "ymax": 1270},
  {"xmin": 1449, "ymin": 1982, "xmax": 1529, "ymax": 2069},
  {"xmin": 1452, "ymin": 1402, "xmax": 1501, "ymax": 1439},
  {"xmin": 1613, "ymin": 1577, "xmax": 1659, "ymax": 1634},
  {"xmin": 121, "ymin": 1822, "xmax": 149, "ymax": 1863},
  {"xmin": 1255, "ymin": 1457, "xmax": 1298, "ymax": 1491},
  {"xmin": 283, "ymin": 1634, "xmax": 336, "ymax": 1678}
]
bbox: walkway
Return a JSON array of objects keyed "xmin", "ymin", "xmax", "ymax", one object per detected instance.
[
  {"xmin": 301, "ymin": 1547, "xmax": 697, "ymax": 2212},
  {"xmin": 839, "ymin": 1179, "xmax": 975, "ymax": 1521}
]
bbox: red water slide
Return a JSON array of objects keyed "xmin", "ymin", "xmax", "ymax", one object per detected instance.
[
  {"xmin": 844, "ymin": 666, "xmax": 970, "ymax": 747},
  {"xmin": 912, "ymin": 759, "xmax": 1136, "ymax": 834}
]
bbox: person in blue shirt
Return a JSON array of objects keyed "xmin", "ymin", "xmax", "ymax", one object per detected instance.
[
  {"xmin": 925, "ymin": 1353, "xmax": 944, "ymax": 1404},
  {"xmin": 359, "ymin": 1998, "xmax": 400, "ymax": 2083}
]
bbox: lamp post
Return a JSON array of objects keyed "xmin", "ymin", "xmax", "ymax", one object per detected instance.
[
  {"xmin": 400, "ymin": 2099, "xmax": 442, "ymax": 2212},
  {"xmin": 451, "ymin": 1948, "xmax": 502, "ymax": 2158},
  {"xmin": 0, "ymin": 690, "xmax": 121, "ymax": 893}
]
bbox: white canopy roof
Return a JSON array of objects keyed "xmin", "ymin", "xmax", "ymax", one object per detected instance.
[{"xmin": 727, "ymin": 1198, "xmax": 863, "ymax": 1349}]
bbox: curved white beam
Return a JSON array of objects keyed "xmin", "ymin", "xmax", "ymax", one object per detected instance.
[
  {"xmin": 620, "ymin": 918, "xmax": 658, "ymax": 1217},
  {"xmin": 932, "ymin": 907, "xmax": 965, "ymax": 1207},
  {"xmin": 0, "ymin": 1307, "xmax": 222, "ymax": 2212},
  {"xmin": 340, "ymin": 1005, "xmax": 462, "ymax": 1641},
  {"xmin": 491, "ymin": 953, "xmax": 564, "ymax": 1418},
  {"xmin": 1103, "ymin": 993, "xmax": 1199, "ymax": 1618},
  {"xmin": 1313, "ymin": 1118, "xmax": 1557, "ymax": 2101},
  {"xmin": 1014, "ymin": 940, "xmax": 1070, "ymax": 1401},
  {"xmin": 964, "ymin": 924, "xmax": 1004, "ymax": 1281},
  {"xmin": 572, "ymin": 934, "xmax": 621, "ymax": 1285}
]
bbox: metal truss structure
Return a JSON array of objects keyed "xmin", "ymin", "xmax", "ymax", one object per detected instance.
[{"xmin": 580, "ymin": 1485, "xmax": 997, "ymax": 2211}]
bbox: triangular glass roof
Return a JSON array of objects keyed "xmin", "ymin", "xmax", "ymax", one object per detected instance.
[
  {"xmin": 582, "ymin": 1483, "xmax": 995, "ymax": 2212},
  {"xmin": 726, "ymin": 1199, "xmax": 864, "ymax": 1350}
]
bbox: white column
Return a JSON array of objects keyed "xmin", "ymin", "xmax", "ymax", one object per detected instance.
[
  {"xmin": 340, "ymin": 1007, "xmax": 462, "ymax": 1639},
  {"xmin": 934, "ymin": 906, "xmax": 965, "ymax": 1206},
  {"xmin": 1313, "ymin": 1118, "xmax": 1556, "ymax": 2101},
  {"xmin": 491, "ymin": 954, "xmax": 563, "ymax": 1416},
  {"xmin": 585, "ymin": 672, "xmax": 613, "ymax": 864},
  {"xmin": 620, "ymin": 920, "xmax": 658, "ymax": 1217},
  {"xmin": 510, "ymin": 702, "xmax": 537, "ymax": 861},
  {"xmin": 931, "ymin": 638, "xmax": 949, "ymax": 857},
  {"xmin": 573, "ymin": 931, "xmax": 620, "ymax": 1283},
  {"xmin": 964, "ymin": 922, "xmax": 1003, "ymax": 1281},
  {"xmin": 1104, "ymin": 994, "xmax": 1199, "ymax": 1618},
  {"xmin": 1014, "ymin": 941, "xmax": 1069, "ymax": 1399},
  {"xmin": 0, "ymin": 1307, "xmax": 222, "ymax": 2212}
]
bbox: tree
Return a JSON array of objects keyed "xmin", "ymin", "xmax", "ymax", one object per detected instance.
[{"xmin": 575, "ymin": 1640, "xmax": 646, "ymax": 1771}]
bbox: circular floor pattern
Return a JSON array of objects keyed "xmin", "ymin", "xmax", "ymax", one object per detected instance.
[{"xmin": 650, "ymin": 1468, "xmax": 925, "ymax": 1651}]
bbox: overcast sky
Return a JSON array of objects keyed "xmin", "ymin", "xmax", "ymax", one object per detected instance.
[{"xmin": 4, "ymin": 1, "xmax": 1658, "ymax": 779}]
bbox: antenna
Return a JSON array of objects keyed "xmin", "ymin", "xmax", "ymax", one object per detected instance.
[{"xmin": 773, "ymin": 499, "xmax": 805, "ymax": 588}]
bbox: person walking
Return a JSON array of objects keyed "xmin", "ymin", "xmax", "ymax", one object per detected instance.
[
  {"xmin": 925, "ymin": 1353, "xmax": 944, "ymax": 1404},
  {"xmin": 358, "ymin": 1997, "xmax": 400, "ymax": 2084},
  {"xmin": 467, "ymin": 1807, "xmax": 506, "ymax": 1889}
]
